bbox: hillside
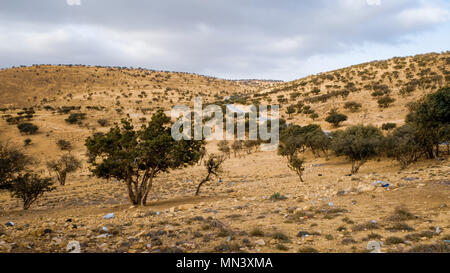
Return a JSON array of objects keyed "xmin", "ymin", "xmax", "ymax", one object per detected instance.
[
  {"xmin": 0, "ymin": 53, "xmax": 449, "ymax": 254},
  {"xmin": 0, "ymin": 65, "xmax": 277, "ymax": 108},
  {"xmin": 255, "ymin": 52, "xmax": 449, "ymax": 130}
]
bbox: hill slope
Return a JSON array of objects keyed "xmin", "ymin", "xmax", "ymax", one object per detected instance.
[{"xmin": 255, "ymin": 52, "xmax": 449, "ymax": 130}]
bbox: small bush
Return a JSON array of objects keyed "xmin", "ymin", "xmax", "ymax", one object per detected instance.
[
  {"xmin": 378, "ymin": 96, "xmax": 395, "ymax": 108},
  {"xmin": 9, "ymin": 173, "xmax": 55, "ymax": 210},
  {"xmin": 97, "ymin": 119, "xmax": 109, "ymax": 127},
  {"xmin": 56, "ymin": 139, "xmax": 73, "ymax": 151},
  {"xmin": 298, "ymin": 247, "xmax": 319, "ymax": 253},
  {"xmin": 389, "ymin": 207, "xmax": 417, "ymax": 221},
  {"xmin": 17, "ymin": 123, "xmax": 39, "ymax": 135},
  {"xmin": 385, "ymin": 236, "xmax": 404, "ymax": 245},
  {"xmin": 344, "ymin": 101, "xmax": 362, "ymax": 112},
  {"xmin": 24, "ymin": 138, "xmax": 32, "ymax": 147},
  {"xmin": 325, "ymin": 109, "xmax": 347, "ymax": 128},
  {"xmin": 270, "ymin": 193, "xmax": 288, "ymax": 201},
  {"xmin": 65, "ymin": 113, "xmax": 86, "ymax": 124},
  {"xmin": 381, "ymin": 123, "xmax": 397, "ymax": 131}
]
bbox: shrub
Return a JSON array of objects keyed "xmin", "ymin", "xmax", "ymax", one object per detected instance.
[
  {"xmin": 385, "ymin": 236, "xmax": 404, "ymax": 245},
  {"xmin": 85, "ymin": 110, "xmax": 204, "ymax": 206},
  {"xmin": 270, "ymin": 192, "xmax": 288, "ymax": 201},
  {"xmin": 56, "ymin": 139, "xmax": 73, "ymax": 151},
  {"xmin": 384, "ymin": 124, "xmax": 424, "ymax": 169},
  {"xmin": 9, "ymin": 173, "xmax": 55, "ymax": 210},
  {"xmin": 331, "ymin": 125, "xmax": 384, "ymax": 174},
  {"xmin": 17, "ymin": 123, "xmax": 39, "ymax": 135},
  {"xmin": 24, "ymin": 138, "xmax": 32, "ymax": 147},
  {"xmin": 325, "ymin": 109, "xmax": 347, "ymax": 128},
  {"xmin": 217, "ymin": 140, "xmax": 231, "ymax": 158},
  {"xmin": 344, "ymin": 101, "xmax": 362, "ymax": 112},
  {"xmin": 97, "ymin": 119, "xmax": 109, "ymax": 127},
  {"xmin": 231, "ymin": 140, "xmax": 243, "ymax": 158},
  {"xmin": 286, "ymin": 105, "xmax": 296, "ymax": 117},
  {"xmin": 250, "ymin": 228, "xmax": 265, "ymax": 237},
  {"xmin": 377, "ymin": 96, "xmax": 395, "ymax": 108},
  {"xmin": 65, "ymin": 113, "xmax": 86, "ymax": 124},
  {"xmin": 381, "ymin": 123, "xmax": 397, "ymax": 131},
  {"xmin": 406, "ymin": 87, "xmax": 450, "ymax": 158}
]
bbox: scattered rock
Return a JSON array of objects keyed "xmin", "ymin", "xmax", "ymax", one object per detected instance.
[
  {"xmin": 297, "ymin": 231, "xmax": 310, "ymax": 237},
  {"xmin": 103, "ymin": 213, "xmax": 114, "ymax": 219},
  {"xmin": 254, "ymin": 239, "xmax": 265, "ymax": 246},
  {"xmin": 66, "ymin": 241, "xmax": 81, "ymax": 253}
]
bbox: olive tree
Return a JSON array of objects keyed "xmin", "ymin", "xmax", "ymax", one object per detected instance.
[
  {"xmin": 85, "ymin": 110, "xmax": 204, "ymax": 206},
  {"xmin": 331, "ymin": 125, "xmax": 384, "ymax": 174},
  {"xmin": 10, "ymin": 173, "xmax": 55, "ymax": 210},
  {"xmin": 0, "ymin": 143, "xmax": 31, "ymax": 189},
  {"xmin": 195, "ymin": 154, "xmax": 225, "ymax": 196},
  {"xmin": 325, "ymin": 109, "xmax": 347, "ymax": 128},
  {"xmin": 47, "ymin": 154, "xmax": 81, "ymax": 186},
  {"xmin": 406, "ymin": 87, "xmax": 450, "ymax": 158},
  {"xmin": 384, "ymin": 124, "xmax": 424, "ymax": 169},
  {"xmin": 278, "ymin": 125, "xmax": 307, "ymax": 182}
]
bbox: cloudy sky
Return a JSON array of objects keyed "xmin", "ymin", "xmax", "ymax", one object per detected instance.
[{"xmin": 0, "ymin": 0, "xmax": 449, "ymax": 81}]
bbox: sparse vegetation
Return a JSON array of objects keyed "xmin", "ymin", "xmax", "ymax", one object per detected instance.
[
  {"xmin": 85, "ymin": 110, "xmax": 204, "ymax": 205},
  {"xmin": 196, "ymin": 154, "xmax": 225, "ymax": 196},
  {"xmin": 325, "ymin": 109, "xmax": 347, "ymax": 128},
  {"xmin": 47, "ymin": 154, "xmax": 81, "ymax": 186},
  {"xmin": 331, "ymin": 125, "xmax": 384, "ymax": 174},
  {"xmin": 9, "ymin": 173, "xmax": 55, "ymax": 210}
]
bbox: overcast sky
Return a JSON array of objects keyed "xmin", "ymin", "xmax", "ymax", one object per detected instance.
[{"xmin": 0, "ymin": 0, "xmax": 449, "ymax": 81}]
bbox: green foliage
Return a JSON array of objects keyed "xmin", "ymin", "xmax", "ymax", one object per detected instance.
[
  {"xmin": 17, "ymin": 123, "xmax": 39, "ymax": 135},
  {"xmin": 377, "ymin": 95, "xmax": 395, "ymax": 108},
  {"xmin": 325, "ymin": 109, "xmax": 347, "ymax": 128},
  {"xmin": 270, "ymin": 192, "xmax": 288, "ymax": 201},
  {"xmin": 24, "ymin": 138, "xmax": 32, "ymax": 147},
  {"xmin": 65, "ymin": 113, "xmax": 86, "ymax": 124},
  {"xmin": 56, "ymin": 139, "xmax": 73, "ymax": 151},
  {"xmin": 331, "ymin": 125, "xmax": 384, "ymax": 174},
  {"xmin": 196, "ymin": 154, "xmax": 225, "ymax": 196},
  {"xmin": 286, "ymin": 105, "xmax": 296, "ymax": 117},
  {"xmin": 406, "ymin": 86, "xmax": 450, "ymax": 158},
  {"xmin": 0, "ymin": 143, "xmax": 31, "ymax": 189},
  {"xmin": 85, "ymin": 110, "xmax": 204, "ymax": 205},
  {"xmin": 288, "ymin": 156, "xmax": 305, "ymax": 182},
  {"xmin": 344, "ymin": 101, "xmax": 362, "ymax": 112},
  {"xmin": 384, "ymin": 124, "xmax": 424, "ymax": 169},
  {"xmin": 9, "ymin": 173, "xmax": 55, "ymax": 210},
  {"xmin": 381, "ymin": 123, "xmax": 397, "ymax": 131}
]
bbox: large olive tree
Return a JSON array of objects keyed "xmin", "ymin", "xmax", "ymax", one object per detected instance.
[
  {"xmin": 331, "ymin": 125, "xmax": 384, "ymax": 174},
  {"xmin": 85, "ymin": 110, "xmax": 204, "ymax": 206}
]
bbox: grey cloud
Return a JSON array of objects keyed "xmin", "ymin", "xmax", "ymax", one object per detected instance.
[{"xmin": 0, "ymin": 0, "xmax": 448, "ymax": 80}]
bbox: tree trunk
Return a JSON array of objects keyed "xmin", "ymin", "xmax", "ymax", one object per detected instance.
[
  {"xmin": 140, "ymin": 174, "xmax": 154, "ymax": 206},
  {"xmin": 59, "ymin": 172, "xmax": 67, "ymax": 186},
  {"xmin": 126, "ymin": 179, "xmax": 138, "ymax": 205},
  {"xmin": 196, "ymin": 173, "xmax": 211, "ymax": 196}
]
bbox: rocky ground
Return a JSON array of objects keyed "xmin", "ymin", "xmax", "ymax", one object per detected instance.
[{"xmin": 1, "ymin": 148, "xmax": 449, "ymax": 253}]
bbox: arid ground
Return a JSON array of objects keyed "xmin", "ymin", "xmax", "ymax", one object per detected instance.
[{"xmin": 0, "ymin": 52, "xmax": 449, "ymax": 253}]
